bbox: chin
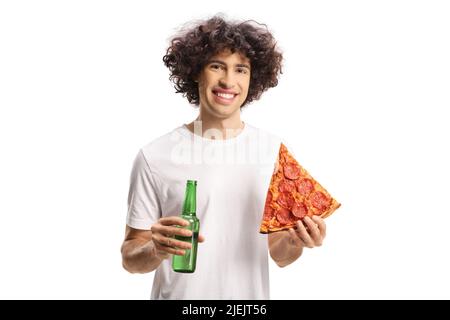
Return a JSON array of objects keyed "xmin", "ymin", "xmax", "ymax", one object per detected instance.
[
  {"xmin": 217, "ymin": 106, "xmax": 240, "ymax": 117},
  {"xmin": 208, "ymin": 103, "xmax": 240, "ymax": 116}
]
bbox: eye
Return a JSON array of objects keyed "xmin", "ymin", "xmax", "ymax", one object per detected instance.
[
  {"xmin": 236, "ymin": 68, "xmax": 249, "ymax": 75},
  {"xmin": 210, "ymin": 64, "xmax": 223, "ymax": 70}
]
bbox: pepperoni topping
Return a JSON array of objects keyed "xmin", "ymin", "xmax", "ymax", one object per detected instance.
[
  {"xmin": 296, "ymin": 178, "xmax": 314, "ymax": 196},
  {"xmin": 291, "ymin": 202, "xmax": 308, "ymax": 218},
  {"xmin": 277, "ymin": 192, "xmax": 295, "ymax": 209},
  {"xmin": 283, "ymin": 163, "xmax": 300, "ymax": 180},
  {"xmin": 310, "ymin": 191, "xmax": 331, "ymax": 211},
  {"xmin": 263, "ymin": 206, "xmax": 275, "ymax": 220},
  {"xmin": 276, "ymin": 208, "xmax": 293, "ymax": 225},
  {"xmin": 279, "ymin": 180, "xmax": 295, "ymax": 193},
  {"xmin": 265, "ymin": 191, "xmax": 273, "ymax": 205}
]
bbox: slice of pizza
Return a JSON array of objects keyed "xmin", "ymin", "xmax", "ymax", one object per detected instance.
[{"xmin": 259, "ymin": 143, "xmax": 341, "ymax": 233}]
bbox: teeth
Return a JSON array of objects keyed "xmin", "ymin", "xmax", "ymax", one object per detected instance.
[{"xmin": 215, "ymin": 92, "xmax": 235, "ymax": 99}]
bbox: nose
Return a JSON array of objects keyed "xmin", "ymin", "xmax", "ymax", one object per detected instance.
[{"xmin": 218, "ymin": 71, "xmax": 235, "ymax": 89}]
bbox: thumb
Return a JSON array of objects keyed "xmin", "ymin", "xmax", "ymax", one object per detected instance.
[{"xmin": 198, "ymin": 234, "xmax": 206, "ymax": 243}]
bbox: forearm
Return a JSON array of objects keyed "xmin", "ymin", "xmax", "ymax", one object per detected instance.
[
  {"xmin": 269, "ymin": 232, "xmax": 304, "ymax": 268},
  {"xmin": 121, "ymin": 239, "xmax": 163, "ymax": 274}
]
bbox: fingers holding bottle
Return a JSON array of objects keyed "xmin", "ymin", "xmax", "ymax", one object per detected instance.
[{"xmin": 151, "ymin": 217, "xmax": 194, "ymax": 258}]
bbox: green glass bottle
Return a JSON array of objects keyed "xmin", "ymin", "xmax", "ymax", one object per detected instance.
[{"xmin": 172, "ymin": 180, "xmax": 200, "ymax": 273}]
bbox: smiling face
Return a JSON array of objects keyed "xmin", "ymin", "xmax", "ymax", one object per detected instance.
[{"xmin": 197, "ymin": 49, "xmax": 251, "ymax": 119}]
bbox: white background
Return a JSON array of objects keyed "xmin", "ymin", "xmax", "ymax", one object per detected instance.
[{"xmin": 1, "ymin": 0, "xmax": 449, "ymax": 299}]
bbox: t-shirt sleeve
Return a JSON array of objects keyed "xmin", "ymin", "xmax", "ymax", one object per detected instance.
[{"xmin": 126, "ymin": 149, "xmax": 162, "ymax": 230}]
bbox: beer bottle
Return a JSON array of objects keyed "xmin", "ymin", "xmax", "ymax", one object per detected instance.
[{"xmin": 172, "ymin": 180, "xmax": 200, "ymax": 273}]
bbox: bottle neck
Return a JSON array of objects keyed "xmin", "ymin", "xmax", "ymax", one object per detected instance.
[{"xmin": 182, "ymin": 180, "xmax": 197, "ymax": 216}]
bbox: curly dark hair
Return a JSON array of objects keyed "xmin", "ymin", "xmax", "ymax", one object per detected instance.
[{"xmin": 163, "ymin": 15, "xmax": 283, "ymax": 107}]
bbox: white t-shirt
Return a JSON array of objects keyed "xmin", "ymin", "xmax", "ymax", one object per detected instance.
[{"xmin": 126, "ymin": 123, "xmax": 281, "ymax": 300}]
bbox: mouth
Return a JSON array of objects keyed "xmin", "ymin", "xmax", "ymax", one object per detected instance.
[{"xmin": 212, "ymin": 90, "xmax": 238, "ymax": 105}]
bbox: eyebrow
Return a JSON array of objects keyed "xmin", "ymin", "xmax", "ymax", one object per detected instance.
[{"xmin": 208, "ymin": 60, "xmax": 251, "ymax": 70}]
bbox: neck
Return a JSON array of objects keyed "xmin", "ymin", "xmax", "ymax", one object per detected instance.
[{"xmin": 186, "ymin": 108, "xmax": 244, "ymax": 140}]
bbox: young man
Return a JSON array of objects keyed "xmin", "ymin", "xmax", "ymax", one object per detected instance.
[{"xmin": 121, "ymin": 16, "xmax": 326, "ymax": 299}]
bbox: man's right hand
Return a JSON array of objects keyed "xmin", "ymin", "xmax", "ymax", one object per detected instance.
[{"xmin": 151, "ymin": 216, "xmax": 205, "ymax": 260}]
